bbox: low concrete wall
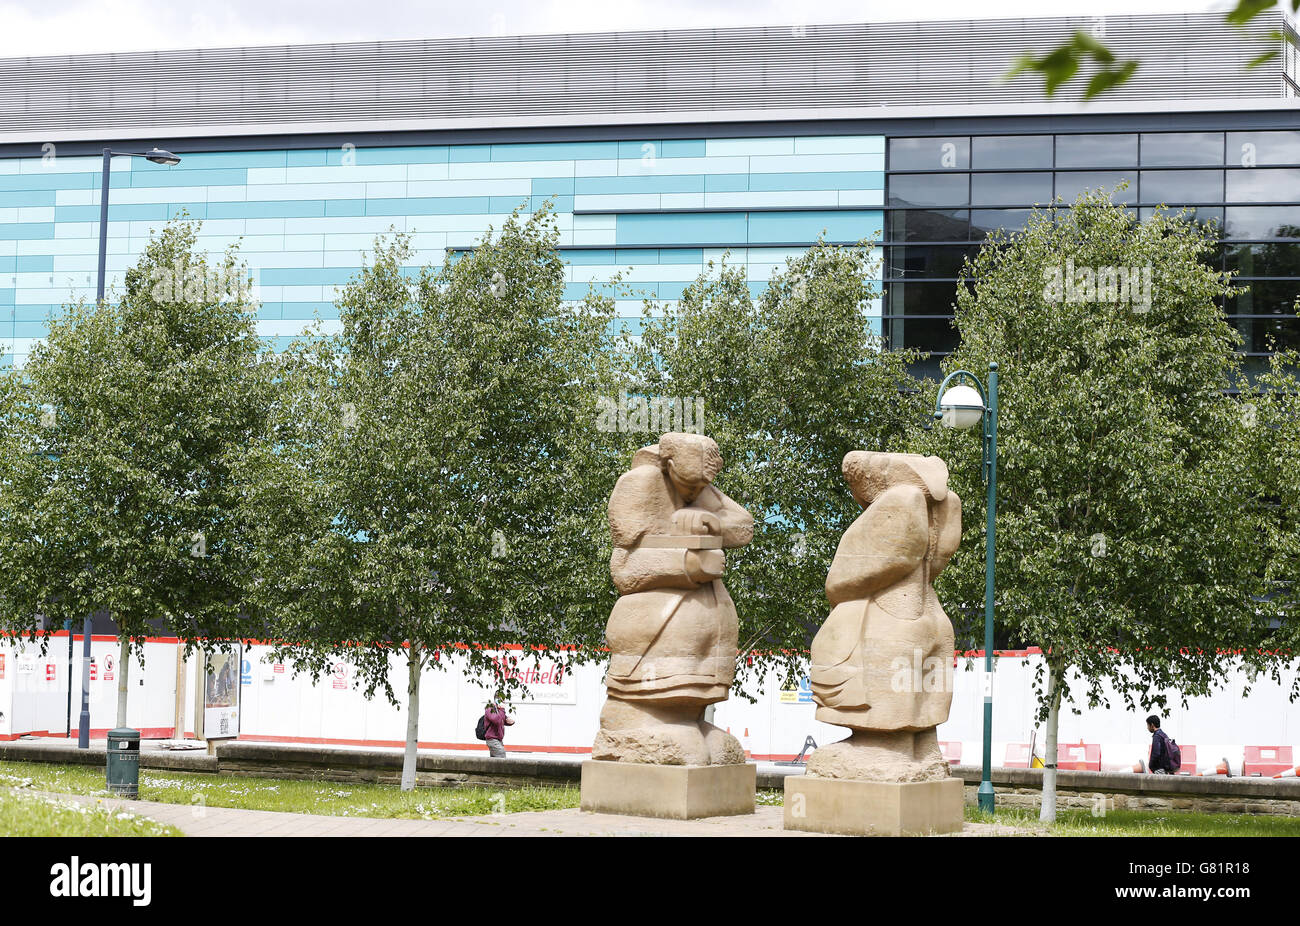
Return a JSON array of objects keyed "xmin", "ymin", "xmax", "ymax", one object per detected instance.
[
  {"xmin": 0, "ymin": 739, "xmax": 218, "ymax": 773},
  {"xmin": 951, "ymin": 765, "xmax": 1300, "ymax": 815}
]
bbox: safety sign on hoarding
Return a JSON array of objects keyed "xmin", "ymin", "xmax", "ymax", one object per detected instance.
[
  {"xmin": 331, "ymin": 662, "xmax": 348, "ymax": 690},
  {"xmin": 89, "ymin": 658, "xmax": 97, "ymax": 681},
  {"xmin": 0, "ymin": 653, "xmax": 5, "ymax": 680},
  {"xmin": 45, "ymin": 663, "xmax": 56, "ymax": 682}
]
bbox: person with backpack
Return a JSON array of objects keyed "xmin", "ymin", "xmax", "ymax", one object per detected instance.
[
  {"xmin": 477, "ymin": 701, "xmax": 514, "ymax": 758},
  {"xmin": 1146, "ymin": 715, "xmax": 1181, "ymax": 774}
]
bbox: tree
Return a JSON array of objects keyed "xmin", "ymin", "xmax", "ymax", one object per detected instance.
[
  {"xmin": 914, "ymin": 190, "xmax": 1288, "ymax": 820},
  {"xmin": 0, "ymin": 219, "xmax": 270, "ymax": 726},
  {"xmin": 629, "ymin": 240, "xmax": 928, "ymax": 694},
  {"xmin": 247, "ymin": 208, "xmax": 622, "ymax": 789},
  {"xmin": 1010, "ymin": 1, "xmax": 1296, "ymax": 99}
]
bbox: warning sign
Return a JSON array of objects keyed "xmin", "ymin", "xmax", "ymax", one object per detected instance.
[
  {"xmin": 331, "ymin": 662, "xmax": 348, "ymax": 690},
  {"xmin": 44, "ymin": 663, "xmax": 56, "ymax": 682},
  {"xmin": 103, "ymin": 654, "xmax": 115, "ymax": 682},
  {"xmin": 273, "ymin": 663, "xmax": 285, "ymax": 675},
  {"xmin": 0, "ymin": 653, "xmax": 5, "ymax": 679},
  {"xmin": 89, "ymin": 658, "xmax": 97, "ymax": 681}
]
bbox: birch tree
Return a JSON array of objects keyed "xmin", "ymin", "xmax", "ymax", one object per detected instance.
[
  {"xmin": 247, "ymin": 209, "xmax": 621, "ymax": 790},
  {"xmin": 0, "ymin": 219, "xmax": 269, "ymax": 727},
  {"xmin": 915, "ymin": 191, "xmax": 1284, "ymax": 821}
]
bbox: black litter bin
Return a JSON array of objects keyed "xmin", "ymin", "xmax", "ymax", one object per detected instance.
[{"xmin": 106, "ymin": 727, "xmax": 140, "ymax": 797}]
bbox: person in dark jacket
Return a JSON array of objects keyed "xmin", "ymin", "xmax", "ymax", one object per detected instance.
[
  {"xmin": 483, "ymin": 701, "xmax": 514, "ymax": 758},
  {"xmin": 1146, "ymin": 715, "xmax": 1175, "ymax": 774}
]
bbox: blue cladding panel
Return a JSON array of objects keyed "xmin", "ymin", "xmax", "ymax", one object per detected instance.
[{"xmin": 0, "ymin": 134, "xmax": 884, "ymax": 365}]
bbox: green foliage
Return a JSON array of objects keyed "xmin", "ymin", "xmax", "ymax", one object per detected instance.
[
  {"xmin": 246, "ymin": 206, "xmax": 623, "ymax": 704},
  {"xmin": 0, "ymin": 219, "xmax": 269, "ymax": 658},
  {"xmin": 630, "ymin": 240, "xmax": 927, "ymax": 692},
  {"xmin": 915, "ymin": 190, "xmax": 1288, "ymax": 714}
]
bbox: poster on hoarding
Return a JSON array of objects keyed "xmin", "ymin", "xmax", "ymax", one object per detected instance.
[
  {"xmin": 202, "ymin": 644, "xmax": 241, "ymax": 739},
  {"xmin": 490, "ymin": 651, "xmax": 576, "ymax": 705}
]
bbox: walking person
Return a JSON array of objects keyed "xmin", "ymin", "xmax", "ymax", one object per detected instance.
[
  {"xmin": 1146, "ymin": 715, "xmax": 1181, "ymax": 774},
  {"xmin": 481, "ymin": 701, "xmax": 513, "ymax": 758}
]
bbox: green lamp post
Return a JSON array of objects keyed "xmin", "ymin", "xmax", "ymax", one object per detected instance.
[{"xmin": 934, "ymin": 361, "xmax": 998, "ymax": 814}]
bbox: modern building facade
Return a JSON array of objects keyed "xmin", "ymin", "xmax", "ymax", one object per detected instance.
[{"xmin": 0, "ymin": 11, "xmax": 1298, "ymax": 374}]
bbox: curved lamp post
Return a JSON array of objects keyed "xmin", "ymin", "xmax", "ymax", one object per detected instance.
[
  {"xmin": 75, "ymin": 146, "xmax": 181, "ymax": 748},
  {"xmin": 934, "ymin": 361, "xmax": 998, "ymax": 813}
]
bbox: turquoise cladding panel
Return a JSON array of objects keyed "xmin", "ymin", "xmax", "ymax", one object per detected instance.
[{"xmin": 0, "ymin": 133, "xmax": 884, "ymax": 365}]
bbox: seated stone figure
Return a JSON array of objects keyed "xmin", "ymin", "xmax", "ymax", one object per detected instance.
[
  {"xmin": 592, "ymin": 432, "xmax": 754, "ymax": 766},
  {"xmin": 807, "ymin": 451, "xmax": 961, "ymax": 782}
]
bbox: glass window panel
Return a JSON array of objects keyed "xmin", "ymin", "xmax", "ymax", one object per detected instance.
[
  {"xmin": 885, "ymin": 315, "xmax": 960, "ymax": 354},
  {"xmin": 888, "ymin": 173, "xmax": 969, "ymax": 207},
  {"xmin": 886, "ymin": 281, "xmax": 963, "ymax": 316},
  {"xmin": 970, "ymin": 208, "xmax": 1036, "ymax": 239},
  {"xmin": 1139, "ymin": 133, "xmax": 1224, "ymax": 167},
  {"xmin": 1055, "ymin": 134, "xmax": 1138, "ymax": 168},
  {"xmin": 971, "ymin": 135, "xmax": 1053, "ymax": 169},
  {"xmin": 887, "ymin": 209, "xmax": 969, "ymax": 242},
  {"xmin": 1055, "ymin": 171, "xmax": 1136, "ymax": 204},
  {"xmin": 1140, "ymin": 170, "xmax": 1223, "ymax": 204},
  {"xmin": 971, "ymin": 172, "xmax": 1053, "ymax": 206},
  {"xmin": 888, "ymin": 137, "xmax": 970, "ymax": 171},
  {"xmin": 1229, "ymin": 316, "xmax": 1300, "ymax": 353},
  {"xmin": 886, "ymin": 244, "xmax": 980, "ymax": 279},
  {"xmin": 1225, "ymin": 242, "xmax": 1300, "ymax": 277},
  {"xmin": 1226, "ymin": 131, "xmax": 1300, "ymax": 167},
  {"xmin": 1226, "ymin": 281, "xmax": 1300, "ymax": 316},
  {"xmin": 1226, "ymin": 168, "xmax": 1300, "ymax": 203},
  {"xmin": 1225, "ymin": 206, "xmax": 1300, "ymax": 239}
]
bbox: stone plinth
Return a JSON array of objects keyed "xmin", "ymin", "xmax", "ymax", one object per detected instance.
[
  {"xmin": 783, "ymin": 776, "xmax": 964, "ymax": 836},
  {"xmin": 580, "ymin": 760, "xmax": 756, "ymax": 819}
]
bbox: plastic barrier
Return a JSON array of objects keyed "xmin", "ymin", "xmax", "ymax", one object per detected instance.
[
  {"xmin": 939, "ymin": 740, "xmax": 962, "ymax": 765},
  {"xmin": 1242, "ymin": 745, "xmax": 1294, "ymax": 777},
  {"xmin": 1057, "ymin": 741, "xmax": 1101, "ymax": 771},
  {"xmin": 1175, "ymin": 743, "xmax": 1197, "ymax": 776},
  {"xmin": 1004, "ymin": 743, "xmax": 1032, "ymax": 768}
]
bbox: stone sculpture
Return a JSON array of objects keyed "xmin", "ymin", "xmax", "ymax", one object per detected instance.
[
  {"xmin": 807, "ymin": 451, "xmax": 961, "ymax": 782},
  {"xmin": 591, "ymin": 432, "xmax": 754, "ymax": 766}
]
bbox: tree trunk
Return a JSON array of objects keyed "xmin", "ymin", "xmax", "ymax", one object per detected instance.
[
  {"xmin": 400, "ymin": 644, "xmax": 422, "ymax": 792},
  {"xmin": 116, "ymin": 637, "xmax": 130, "ymax": 729},
  {"xmin": 1039, "ymin": 660, "xmax": 1064, "ymax": 823}
]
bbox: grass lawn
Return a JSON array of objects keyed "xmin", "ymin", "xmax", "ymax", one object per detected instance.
[
  {"xmin": 0, "ymin": 760, "xmax": 580, "ymax": 820},
  {"xmin": 962, "ymin": 804, "xmax": 1300, "ymax": 836},
  {"xmin": 0, "ymin": 788, "xmax": 182, "ymax": 836},
  {"xmin": 759, "ymin": 788, "xmax": 1300, "ymax": 835}
]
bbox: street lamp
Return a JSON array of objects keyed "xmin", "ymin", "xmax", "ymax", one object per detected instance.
[
  {"xmin": 934, "ymin": 361, "xmax": 999, "ymax": 814},
  {"xmin": 74, "ymin": 146, "xmax": 182, "ymax": 748}
]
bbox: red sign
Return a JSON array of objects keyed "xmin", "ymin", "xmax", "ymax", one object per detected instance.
[
  {"xmin": 45, "ymin": 663, "xmax": 56, "ymax": 682},
  {"xmin": 273, "ymin": 663, "xmax": 285, "ymax": 674},
  {"xmin": 0, "ymin": 653, "xmax": 5, "ymax": 679},
  {"xmin": 89, "ymin": 659, "xmax": 97, "ymax": 681},
  {"xmin": 103, "ymin": 655, "xmax": 115, "ymax": 682},
  {"xmin": 331, "ymin": 663, "xmax": 347, "ymax": 690}
]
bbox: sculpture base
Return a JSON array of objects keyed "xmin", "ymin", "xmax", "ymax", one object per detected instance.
[
  {"xmin": 580, "ymin": 760, "xmax": 755, "ymax": 819},
  {"xmin": 783, "ymin": 775, "xmax": 963, "ymax": 836}
]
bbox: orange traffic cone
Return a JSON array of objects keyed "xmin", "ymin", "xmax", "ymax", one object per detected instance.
[
  {"xmin": 1197, "ymin": 758, "xmax": 1232, "ymax": 777},
  {"xmin": 1272, "ymin": 766, "xmax": 1300, "ymax": 779},
  {"xmin": 742, "ymin": 727, "xmax": 752, "ymax": 759}
]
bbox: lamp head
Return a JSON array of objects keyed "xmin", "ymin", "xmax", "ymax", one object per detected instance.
[
  {"xmin": 938, "ymin": 383, "xmax": 985, "ymax": 429},
  {"xmin": 144, "ymin": 148, "xmax": 181, "ymax": 166}
]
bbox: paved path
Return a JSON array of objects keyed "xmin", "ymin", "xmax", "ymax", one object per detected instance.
[{"xmin": 18, "ymin": 789, "xmax": 1037, "ymax": 836}]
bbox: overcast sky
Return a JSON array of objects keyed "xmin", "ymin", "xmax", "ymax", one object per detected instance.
[{"xmin": 0, "ymin": 0, "xmax": 1241, "ymax": 57}]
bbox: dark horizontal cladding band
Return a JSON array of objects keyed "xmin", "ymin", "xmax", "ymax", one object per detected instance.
[{"xmin": 3, "ymin": 110, "xmax": 1300, "ymax": 161}]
